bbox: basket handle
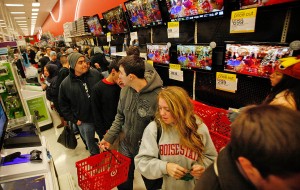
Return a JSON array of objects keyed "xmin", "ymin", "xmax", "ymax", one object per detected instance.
[{"xmin": 105, "ymin": 148, "xmax": 121, "ymax": 164}]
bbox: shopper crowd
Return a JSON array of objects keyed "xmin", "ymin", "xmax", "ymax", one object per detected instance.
[{"xmin": 19, "ymin": 44, "xmax": 300, "ymax": 190}]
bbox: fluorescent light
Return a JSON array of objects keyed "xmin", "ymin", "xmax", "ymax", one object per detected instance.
[
  {"xmin": 0, "ymin": 20, "xmax": 3, "ymax": 21},
  {"xmin": 32, "ymin": 3, "xmax": 40, "ymax": 7},
  {"xmin": 5, "ymin": 4, "xmax": 24, "ymax": 7},
  {"xmin": 32, "ymin": 13, "xmax": 38, "ymax": 15},
  {"xmin": 31, "ymin": 16, "xmax": 37, "ymax": 18},
  {"xmin": 18, "ymin": 24, "xmax": 27, "ymax": 26},
  {"xmin": 16, "ymin": 21, "xmax": 27, "ymax": 23},
  {"xmin": 14, "ymin": 17, "xmax": 26, "ymax": 19},
  {"xmin": 32, "ymin": 8, "xmax": 39, "ymax": 12},
  {"xmin": 11, "ymin": 12, "xmax": 25, "ymax": 14}
]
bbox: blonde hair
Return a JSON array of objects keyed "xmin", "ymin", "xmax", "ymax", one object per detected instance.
[{"xmin": 155, "ymin": 86, "xmax": 204, "ymax": 156}]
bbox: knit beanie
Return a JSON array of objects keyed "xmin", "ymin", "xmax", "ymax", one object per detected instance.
[
  {"xmin": 68, "ymin": 52, "xmax": 84, "ymax": 69},
  {"xmin": 50, "ymin": 51, "xmax": 56, "ymax": 56},
  {"xmin": 66, "ymin": 48, "xmax": 74, "ymax": 55},
  {"xmin": 276, "ymin": 56, "xmax": 300, "ymax": 80}
]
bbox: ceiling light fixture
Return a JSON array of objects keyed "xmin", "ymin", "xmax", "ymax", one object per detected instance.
[
  {"xmin": 74, "ymin": 0, "xmax": 82, "ymax": 21},
  {"xmin": 14, "ymin": 17, "xmax": 26, "ymax": 19},
  {"xmin": 32, "ymin": 13, "xmax": 38, "ymax": 15},
  {"xmin": 32, "ymin": 8, "xmax": 39, "ymax": 12},
  {"xmin": 11, "ymin": 12, "xmax": 25, "ymax": 14},
  {"xmin": 32, "ymin": 0, "xmax": 40, "ymax": 7},
  {"xmin": 50, "ymin": 0, "xmax": 63, "ymax": 23},
  {"xmin": 31, "ymin": 16, "xmax": 37, "ymax": 18},
  {"xmin": 16, "ymin": 21, "xmax": 27, "ymax": 22},
  {"xmin": 5, "ymin": 4, "xmax": 24, "ymax": 7}
]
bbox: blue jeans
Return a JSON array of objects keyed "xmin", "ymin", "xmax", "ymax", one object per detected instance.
[{"xmin": 77, "ymin": 122, "xmax": 99, "ymax": 155}]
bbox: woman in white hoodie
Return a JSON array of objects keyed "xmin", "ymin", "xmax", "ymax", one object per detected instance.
[{"xmin": 135, "ymin": 86, "xmax": 217, "ymax": 190}]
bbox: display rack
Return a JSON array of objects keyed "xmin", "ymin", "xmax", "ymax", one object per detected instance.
[
  {"xmin": 0, "ymin": 136, "xmax": 59, "ymax": 190},
  {"xmin": 9, "ymin": 61, "xmax": 52, "ymax": 131}
]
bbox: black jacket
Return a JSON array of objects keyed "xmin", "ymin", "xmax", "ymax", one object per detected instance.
[
  {"xmin": 59, "ymin": 69, "xmax": 101, "ymax": 124},
  {"xmin": 194, "ymin": 145, "xmax": 256, "ymax": 190},
  {"xmin": 91, "ymin": 79, "xmax": 121, "ymax": 138},
  {"xmin": 56, "ymin": 67, "xmax": 69, "ymax": 91},
  {"xmin": 45, "ymin": 76, "xmax": 58, "ymax": 102},
  {"xmin": 90, "ymin": 53, "xmax": 109, "ymax": 72}
]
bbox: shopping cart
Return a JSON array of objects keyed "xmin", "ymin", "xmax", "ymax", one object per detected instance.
[{"xmin": 76, "ymin": 150, "xmax": 131, "ymax": 190}]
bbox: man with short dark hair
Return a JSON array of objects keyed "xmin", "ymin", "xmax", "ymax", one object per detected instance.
[
  {"xmin": 126, "ymin": 45, "xmax": 140, "ymax": 56},
  {"xmin": 195, "ymin": 105, "xmax": 300, "ymax": 190},
  {"xmin": 59, "ymin": 52, "xmax": 100, "ymax": 156},
  {"xmin": 91, "ymin": 60, "xmax": 122, "ymax": 139},
  {"xmin": 99, "ymin": 55, "xmax": 163, "ymax": 190},
  {"xmin": 39, "ymin": 47, "xmax": 51, "ymax": 74}
]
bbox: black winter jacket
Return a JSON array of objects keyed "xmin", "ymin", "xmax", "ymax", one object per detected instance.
[{"xmin": 58, "ymin": 69, "xmax": 101, "ymax": 124}]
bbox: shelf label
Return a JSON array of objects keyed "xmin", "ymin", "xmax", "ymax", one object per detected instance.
[
  {"xmin": 107, "ymin": 32, "xmax": 111, "ymax": 42},
  {"xmin": 169, "ymin": 64, "xmax": 181, "ymax": 70},
  {"xmin": 216, "ymin": 72, "xmax": 237, "ymax": 93},
  {"xmin": 168, "ymin": 22, "xmax": 179, "ymax": 38},
  {"xmin": 230, "ymin": 8, "xmax": 257, "ymax": 33},
  {"xmin": 169, "ymin": 69, "xmax": 183, "ymax": 81},
  {"xmin": 146, "ymin": 60, "xmax": 153, "ymax": 66}
]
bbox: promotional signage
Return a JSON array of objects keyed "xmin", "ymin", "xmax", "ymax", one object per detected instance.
[
  {"xmin": 216, "ymin": 72, "xmax": 237, "ymax": 93},
  {"xmin": 230, "ymin": 8, "xmax": 257, "ymax": 33}
]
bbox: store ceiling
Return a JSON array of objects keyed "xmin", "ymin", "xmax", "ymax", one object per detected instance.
[{"xmin": 0, "ymin": 0, "xmax": 58, "ymax": 36}]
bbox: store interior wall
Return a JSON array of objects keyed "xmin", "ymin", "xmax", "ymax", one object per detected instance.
[{"xmin": 41, "ymin": 1, "xmax": 300, "ymax": 109}]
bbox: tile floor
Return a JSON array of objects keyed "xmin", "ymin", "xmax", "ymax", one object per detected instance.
[{"xmin": 42, "ymin": 104, "xmax": 146, "ymax": 190}]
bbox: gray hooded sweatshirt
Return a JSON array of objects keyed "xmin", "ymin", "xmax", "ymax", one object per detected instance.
[{"xmin": 103, "ymin": 66, "xmax": 163, "ymax": 156}]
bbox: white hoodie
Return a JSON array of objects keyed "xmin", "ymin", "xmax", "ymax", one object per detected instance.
[{"xmin": 135, "ymin": 120, "xmax": 217, "ymax": 190}]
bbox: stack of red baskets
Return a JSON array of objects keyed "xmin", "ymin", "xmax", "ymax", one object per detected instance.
[
  {"xmin": 76, "ymin": 150, "xmax": 131, "ymax": 190},
  {"xmin": 192, "ymin": 100, "xmax": 231, "ymax": 152}
]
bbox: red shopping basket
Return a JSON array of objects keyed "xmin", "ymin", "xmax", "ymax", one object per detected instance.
[{"xmin": 76, "ymin": 150, "xmax": 131, "ymax": 190}]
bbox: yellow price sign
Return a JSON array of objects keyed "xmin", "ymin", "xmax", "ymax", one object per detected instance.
[
  {"xmin": 168, "ymin": 22, "xmax": 179, "ymax": 28},
  {"xmin": 231, "ymin": 8, "xmax": 257, "ymax": 19},
  {"xmin": 169, "ymin": 64, "xmax": 181, "ymax": 70},
  {"xmin": 230, "ymin": 8, "xmax": 257, "ymax": 33},
  {"xmin": 147, "ymin": 60, "xmax": 153, "ymax": 66},
  {"xmin": 216, "ymin": 72, "xmax": 236, "ymax": 81},
  {"xmin": 216, "ymin": 72, "xmax": 237, "ymax": 93}
]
